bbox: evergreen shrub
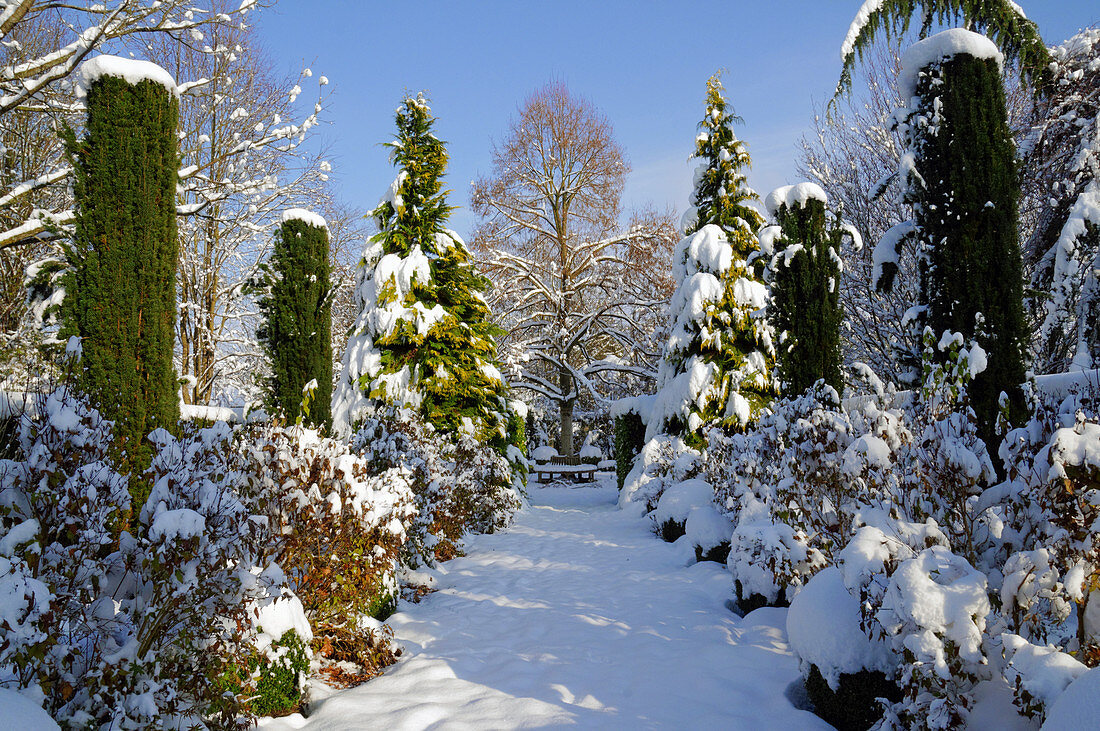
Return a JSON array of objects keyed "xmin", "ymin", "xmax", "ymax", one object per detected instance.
[
  {"xmin": 805, "ymin": 663, "xmax": 902, "ymax": 731},
  {"xmin": 257, "ymin": 211, "xmax": 333, "ymax": 429}
]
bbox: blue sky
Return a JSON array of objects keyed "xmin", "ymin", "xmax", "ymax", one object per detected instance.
[{"xmin": 257, "ymin": 1, "xmax": 1099, "ymax": 239}]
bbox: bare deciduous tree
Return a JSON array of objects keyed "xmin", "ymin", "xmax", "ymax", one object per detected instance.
[
  {"xmin": 143, "ymin": 7, "xmax": 331, "ymax": 406},
  {"xmin": 472, "ymin": 82, "xmax": 672, "ymax": 454}
]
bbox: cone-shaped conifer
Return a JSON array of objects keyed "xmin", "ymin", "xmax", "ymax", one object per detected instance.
[{"xmin": 332, "ymin": 94, "xmax": 517, "ymax": 463}]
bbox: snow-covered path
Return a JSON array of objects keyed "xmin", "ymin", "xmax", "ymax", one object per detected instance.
[{"xmin": 265, "ymin": 480, "xmax": 829, "ymax": 730}]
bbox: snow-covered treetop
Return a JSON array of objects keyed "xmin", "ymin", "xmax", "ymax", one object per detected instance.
[
  {"xmin": 764, "ymin": 183, "xmax": 828, "ymax": 218},
  {"xmin": 77, "ymin": 55, "xmax": 178, "ymax": 98},
  {"xmin": 282, "ymin": 208, "xmax": 328, "ymax": 230},
  {"xmin": 684, "ymin": 73, "xmax": 762, "ymax": 243},
  {"xmin": 899, "ymin": 28, "xmax": 1004, "ymax": 98}
]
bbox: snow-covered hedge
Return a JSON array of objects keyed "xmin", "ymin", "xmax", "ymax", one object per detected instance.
[
  {"xmin": 0, "ymin": 389, "xmax": 524, "ymax": 726},
  {"xmin": 0, "ymin": 390, "xmax": 296, "ymax": 726},
  {"xmin": 351, "ymin": 406, "xmax": 522, "ymax": 566},
  {"xmin": 626, "ymin": 323, "xmax": 1100, "ymax": 727}
]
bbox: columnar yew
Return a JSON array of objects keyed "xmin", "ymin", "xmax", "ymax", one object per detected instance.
[
  {"xmin": 769, "ymin": 188, "xmax": 844, "ymax": 397},
  {"xmin": 904, "ymin": 40, "xmax": 1028, "ymax": 455},
  {"xmin": 258, "ymin": 210, "xmax": 333, "ymax": 429},
  {"xmin": 66, "ymin": 58, "xmax": 180, "ymax": 497}
]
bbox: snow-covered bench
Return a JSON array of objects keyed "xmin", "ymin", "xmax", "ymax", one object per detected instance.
[{"xmin": 531, "ymin": 455, "xmax": 598, "ymax": 484}]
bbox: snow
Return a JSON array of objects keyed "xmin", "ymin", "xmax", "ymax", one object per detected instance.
[
  {"xmin": 763, "ymin": 183, "xmax": 827, "ymax": 217},
  {"xmin": 148, "ymin": 508, "xmax": 205, "ymax": 542},
  {"xmin": 786, "ymin": 567, "xmax": 895, "ymax": 689},
  {"xmin": 1041, "ymin": 666, "xmax": 1100, "ymax": 730},
  {"xmin": 77, "ymin": 55, "xmax": 178, "ymax": 98},
  {"xmin": 530, "ymin": 445, "xmax": 558, "ymax": 462},
  {"xmin": 252, "ymin": 591, "xmax": 314, "ymax": 656},
  {"xmin": 841, "ymin": 0, "xmax": 885, "ymax": 61},
  {"xmin": 0, "ymin": 688, "xmax": 59, "ymax": 730},
  {"xmin": 1001, "ymin": 634, "xmax": 1087, "ymax": 713},
  {"xmin": 872, "ymin": 220, "xmax": 915, "ymax": 289},
  {"xmin": 673, "ymin": 224, "xmax": 731, "ymax": 282},
  {"xmin": 282, "ymin": 208, "xmax": 328, "ymax": 230},
  {"xmin": 899, "ymin": 29, "xmax": 1004, "ymax": 99},
  {"xmin": 1047, "ymin": 421, "xmax": 1100, "ymax": 481},
  {"xmin": 651, "ymin": 478, "xmax": 714, "ymax": 528},
  {"xmin": 261, "ymin": 479, "xmax": 827, "ymax": 729},
  {"xmin": 578, "ymin": 443, "xmax": 602, "ymax": 462}
]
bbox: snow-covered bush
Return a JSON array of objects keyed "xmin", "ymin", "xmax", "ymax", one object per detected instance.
[
  {"xmin": 787, "ymin": 567, "xmax": 900, "ymax": 730},
  {"xmin": 238, "ymin": 422, "xmax": 415, "ymax": 628},
  {"xmin": 0, "ymin": 390, "xmax": 290, "ymax": 727},
  {"xmin": 618, "ymin": 433, "xmax": 701, "ymax": 515},
  {"xmin": 708, "ymin": 383, "xmax": 864, "ymax": 607},
  {"xmin": 351, "ymin": 406, "xmax": 521, "ymax": 566}
]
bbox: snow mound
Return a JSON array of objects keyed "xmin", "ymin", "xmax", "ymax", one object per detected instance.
[
  {"xmin": 786, "ymin": 567, "xmax": 895, "ymax": 689},
  {"xmin": 900, "ymin": 29, "xmax": 1004, "ymax": 98},
  {"xmin": 685, "ymin": 503, "xmax": 733, "ymax": 554},
  {"xmin": 652, "ymin": 478, "xmax": 714, "ymax": 528},
  {"xmin": 531, "ymin": 445, "xmax": 558, "ymax": 462},
  {"xmin": 1042, "ymin": 666, "xmax": 1100, "ymax": 729},
  {"xmin": 0, "ymin": 689, "xmax": 59, "ymax": 730},
  {"xmin": 78, "ymin": 55, "xmax": 178, "ymax": 97},
  {"xmin": 764, "ymin": 183, "xmax": 827, "ymax": 217},
  {"xmin": 1001, "ymin": 634, "xmax": 1086, "ymax": 714},
  {"xmin": 672, "ymin": 224, "xmax": 731, "ymax": 282},
  {"xmin": 578, "ymin": 443, "xmax": 603, "ymax": 462},
  {"xmin": 282, "ymin": 208, "xmax": 328, "ymax": 230}
]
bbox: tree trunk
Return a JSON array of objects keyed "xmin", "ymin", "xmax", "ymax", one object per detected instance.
[{"xmin": 558, "ymin": 365, "xmax": 574, "ymax": 456}]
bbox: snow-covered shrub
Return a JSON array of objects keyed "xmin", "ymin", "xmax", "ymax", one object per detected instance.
[
  {"xmin": 897, "ymin": 331, "xmax": 996, "ymax": 567},
  {"xmin": 999, "ymin": 633, "xmax": 1087, "ymax": 722},
  {"xmin": 710, "ymin": 383, "xmax": 859, "ymax": 607},
  {"xmin": 249, "ymin": 629, "xmax": 310, "ymax": 717},
  {"xmin": 787, "ymin": 567, "xmax": 900, "ymax": 731},
  {"xmin": 238, "ymin": 422, "xmax": 415, "ymax": 627},
  {"xmin": 351, "ymin": 406, "xmax": 521, "ymax": 565},
  {"xmin": 650, "ymin": 477, "xmax": 732, "ymax": 562},
  {"xmin": 0, "ymin": 390, "xmax": 288, "ymax": 727},
  {"xmin": 618, "ymin": 433, "xmax": 701, "ymax": 514}
]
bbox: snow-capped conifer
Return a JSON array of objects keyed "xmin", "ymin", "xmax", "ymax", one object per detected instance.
[
  {"xmin": 683, "ymin": 73, "xmax": 764, "ymax": 244},
  {"xmin": 332, "ymin": 94, "xmax": 517, "ymax": 464},
  {"xmin": 648, "ymin": 224, "xmax": 774, "ymax": 445},
  {"xmin": 766, "ymin": 183, "xmax": 854, "ymax": 396},
  {"xmin": 648, "ymin": 75, "xmax": 773, "ymax": 444},
  {"xmin": 62, "ymin": 56, "xmax": 180, "ymax": 498},
  {"xmin": 257, "ymin": 209, "xmax": 333, "ymax": 428},
  {"xmin": 877, "ymin": 30, "xmax": 1028, "ymax": 460}
]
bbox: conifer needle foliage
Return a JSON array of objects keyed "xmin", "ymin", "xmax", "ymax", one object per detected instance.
[
  {"xmin": 334, "ymin": 94, "xmax": 517, "ymax": 461},
  {"xmin": 680, "ymin": 74, "xmax": 774, "ymax": 425},
  {"xmin": 64, "ymin": 71, "xmax": 180, "ymax": 497},
  {"xmin": 257, "ymin": 212, "xmax": 333, "ymax": 429},
  {"xmin": 836, "ymin": 0, "xmax": 1051, "ymax": 103}
]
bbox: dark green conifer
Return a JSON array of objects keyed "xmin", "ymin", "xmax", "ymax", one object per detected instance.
[
  {"xmin": 907, "ymin": 49, "xmax": 1028, "ymax": 453},
  {"xmin": 257, "ymin": 210, "xmax": 333, "ymax": 429},
  {"xmin": 64, "ymin": 59, "xmax": 180, "ymax": 498},
  {"xmin": 769, "ymin": 189, "xmax": 845, "ymax": 397}
]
